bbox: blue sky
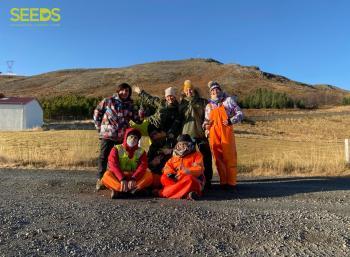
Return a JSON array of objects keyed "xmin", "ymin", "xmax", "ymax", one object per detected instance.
[{"xmin": 1, "ymin": 0, "xmax": 349, "ymax": 90}]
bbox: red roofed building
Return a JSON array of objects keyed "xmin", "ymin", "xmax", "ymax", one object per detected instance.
[{"xmin": 0, "ymin": 96, "xmax": 43, "ymax": 130}]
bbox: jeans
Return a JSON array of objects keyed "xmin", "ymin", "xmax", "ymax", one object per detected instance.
[{"xmin": 97, "ymin": 139, "xmax": 116, "ymax": 179}]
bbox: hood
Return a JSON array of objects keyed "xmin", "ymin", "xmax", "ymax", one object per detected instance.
[{"xmin": 122, "ymin": 128, "xmax": 142, "ymax": 152}]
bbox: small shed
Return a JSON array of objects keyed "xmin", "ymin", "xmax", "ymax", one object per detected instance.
[{"xmin": 0, "ymin": 96, "xmax": 43, "ymax": 130}]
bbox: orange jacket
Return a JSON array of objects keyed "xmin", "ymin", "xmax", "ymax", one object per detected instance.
[{"xmin": 162, "ymin": 151, "xmax": 204, "ymax": 179}]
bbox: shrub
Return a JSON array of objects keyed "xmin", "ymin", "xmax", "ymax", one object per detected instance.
[
  {"xmin": 39, "ymin": 95, "xmax": 101, "ymax": 120},
  {"xmin": 240, "ymin": 88, "xmax": 303, "ymax": 109},
  {"xmin": 342, "ymin": 96, "xmax": 350, "ymax": 105}
]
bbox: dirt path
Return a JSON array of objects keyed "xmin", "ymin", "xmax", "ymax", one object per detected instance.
[{"xmin": 1, "ymin": 169, "xmax": 349, "ymax": 256}]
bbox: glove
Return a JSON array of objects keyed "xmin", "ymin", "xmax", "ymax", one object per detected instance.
[{"xmin": 167, "ymin": 173, "xmax": 177, "ymax": 180}]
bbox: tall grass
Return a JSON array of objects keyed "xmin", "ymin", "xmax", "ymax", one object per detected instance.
[
  {"xmin": 0, "ymin": 131, "xmax": 99, "ymax": 169},
  {"xmin": 0, "ymin": 114, "xmax": 349, "ymax": 176},
  {"xmin": 236, "ymin": 138, "xmax": 346, "ymax": 176}
]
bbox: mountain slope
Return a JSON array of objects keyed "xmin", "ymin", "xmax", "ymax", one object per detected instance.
[{"xmin": 0, "ymin": 58, "xmax": 347, "ymax": 106}]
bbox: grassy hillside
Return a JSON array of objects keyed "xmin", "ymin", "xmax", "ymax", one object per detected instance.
[{"xmin": 0, "ymin": 58, "xmax": 348, "ymax": 106}]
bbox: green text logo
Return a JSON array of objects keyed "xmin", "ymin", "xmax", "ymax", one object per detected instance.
[{"xmin": 10, "ymin": 8, "xmax": 61, "ymax": 23}]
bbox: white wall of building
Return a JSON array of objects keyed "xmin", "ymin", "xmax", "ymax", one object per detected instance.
[
  {"xmin": 0, "ymin": 100, "xmax": 43, "ymax": 131},
  {"xmin": 23, "ymin": 100, "xmax": 43, "ymax": 129},
  {"xmin": 0, "ymin": 104, "xmax": 24, "ymax": 130}
]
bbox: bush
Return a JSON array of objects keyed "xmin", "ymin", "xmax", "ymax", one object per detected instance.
[
  {"xmin": 240, "ymin": 88, "xmax": 304, "ymax": 109},
  {"xmin": 342, "ymin": 97, "xmax": 350, "ymax": 105},
  {"xmin": 39, "ymin": 95, "xmax": 101, "ymax": 120}
]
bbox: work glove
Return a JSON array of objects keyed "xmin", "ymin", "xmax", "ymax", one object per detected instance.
[{"xmin": 167, "ymin": 173, "xmax": 177, "ymax": 181}]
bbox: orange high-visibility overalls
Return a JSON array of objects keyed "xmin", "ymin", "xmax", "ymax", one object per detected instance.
[
  {"xmin": 208, "ymin": 105, "xmax": 237, "ymax": 186},
  {"xmin": 159, "ymin": 151, "xmax": 204, "ymax": 199},
  {"xmin": 102, "ymin": 170, "xmax": 153, "ymax": 192}
]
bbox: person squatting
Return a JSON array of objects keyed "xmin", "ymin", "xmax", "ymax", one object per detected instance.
[{"xmin": 93, "ymin": 80, "xmax": 243, "ymax": 200}]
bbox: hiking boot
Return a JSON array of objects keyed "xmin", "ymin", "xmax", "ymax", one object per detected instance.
[
  {"xmin": 130, "ymin": 188, "xmax": 138, "ymax": 195},
  {"xmin": 221, "ymin": 184, "xmax": 238, "ymax": 193},
  {"xmin": 95, "ymin": 179, "xmax": 105, "ymax": 191},
  {"xmin": 152, "ymin": 189, "xmax": 160, "ymax": 197},
  {"xmin": 187, "ymin": 191, "xmax": 199, "ymax": 201},
  {"xmin": 204, "ymin": 181, "xmax": 212, "ymax": 191},
  {"xmin": 110, "ymin": 189, "xmax": 119, "ymax": 199},
  {"xmin": 228, "ymin": 185, "xmax": 238, "ymax": 193}
]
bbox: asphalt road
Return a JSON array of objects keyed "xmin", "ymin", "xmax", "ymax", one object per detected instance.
[{"xmin": 1, "ymin": 169, "xmax": 349, "ymax": 257}]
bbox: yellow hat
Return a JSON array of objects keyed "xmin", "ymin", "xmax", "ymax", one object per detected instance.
[{"xmin": 183, "ymin": 80, "xmax": 193, "ymax": 91}]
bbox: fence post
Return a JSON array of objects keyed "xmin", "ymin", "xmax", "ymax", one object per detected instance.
[{"xmin": 345, "ymin": 139, "xmax": 350, "ymax": 164}]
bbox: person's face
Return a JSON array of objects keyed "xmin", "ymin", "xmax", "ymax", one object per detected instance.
[
  {"xmin": 175, "ymin": 141, "xmax": 189, "ymax": 151},
  {"xmin": 184, "ymin": 88, "xmax": 194, "ymax": 97},
  {"xmin": 150, "ymin": 131, "xmax": 166, "ymax": 142},
  {"xmin": 126, "ymin": 134, "xmax": 139, "ymax": 146},
  {"xmin": 118, "ymin": 88, "xmax": 130, "ymax": 100},
  {"xmin": 165, "ymin": 95, "xmax": 176, "ymax": 105},
  {"xmin": 210, "ymin": 88, "xmax": 221, "ymax": 98}
]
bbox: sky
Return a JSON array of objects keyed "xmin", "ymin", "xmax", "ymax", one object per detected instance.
[{"xmin": 0, "ymin": 0, "xmax": 349, "ymax": 90}]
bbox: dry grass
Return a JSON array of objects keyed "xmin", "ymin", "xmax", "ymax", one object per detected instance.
[
  {"xmin": 0, "ymin": 112, "xmax": 350, "ymax": 176},
  {"xmin": 244, "ymin": 105, "xmax": 350, "ymax": 117},
  {"xmin": 236, "ymin": 114, "xmax": 350, "ymax": 142},
  {"xmin": 233, "ymin": 113, "xmax": 350, "ymax": 176},
  {"xmin": 236, "ymin": 137, "xmax": 347, "ymax": 176},
  {"xmin": 0, "ymin": 131, "xmax": 99, "ymax": 169}
]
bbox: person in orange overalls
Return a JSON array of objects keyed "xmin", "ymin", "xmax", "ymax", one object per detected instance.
[
  {"xmin": 101, "ymin": 128, "xmax": 153, "ymax": 198},
  {"xmin": 157, "ymin": 134, "xmax": 205, "ymax": 200},
  {"xmin": 203, "ymin": 81, "xmax": 243, "ymax": 190}
]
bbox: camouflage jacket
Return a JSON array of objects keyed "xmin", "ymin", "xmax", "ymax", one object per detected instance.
[
  {"xmin": 139, "ymin": 90, "xmax": 181, "ymax": 138},
  {"xmin": 93, "ymin": 95, "xmax": 140, "ymax": 143}
]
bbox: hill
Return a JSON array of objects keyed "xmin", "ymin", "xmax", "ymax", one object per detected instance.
[{"xmin": 0, "ymin": 58, "xmax": 347, "ymax": 106}]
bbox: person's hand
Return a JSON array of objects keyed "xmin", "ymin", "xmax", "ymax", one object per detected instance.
[
  {"xmin": 205, "ymin": 121, "xmax": 213, "ymax": 130},
  {"xmin": 128, "ymin": 179, "xmax": 136, "ymax": 191},
  {"xmin": 167, "ymin": 173, "xmax": 177, "ymax": 181},
  {"xmin": 133, "ymin": 86, "xmax": 141, "ymax": 94},
  {"xmin": 138, "ymin": 108, "xmax": 145, "ymax": 120},
  {"xmin": 120, "ymin": 179, "xmax": 128, "ymax": 192},
  {"xmin": 182, "ymin": 168, "xmax": 191, "ymax": 175},
  {"xmin": 150, "ymin": 156, "xmax": 162, "ymax": 166},
  {"xmin": 223, "ymin": 118, "xmax": 232, "ymax": 126}
]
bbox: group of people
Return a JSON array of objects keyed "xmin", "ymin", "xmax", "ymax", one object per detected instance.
[{"xmin": 93, "ymin": 80, "xmax": 243, "ymax": 200}]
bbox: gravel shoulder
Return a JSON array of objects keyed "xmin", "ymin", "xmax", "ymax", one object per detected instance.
[{"xmin": 1, "ymin": 169, "xmax": 350, "ymax": 257}]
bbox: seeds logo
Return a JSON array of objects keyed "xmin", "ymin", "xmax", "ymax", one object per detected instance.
[{"xmin": 8, "ymin": 1, "xmax": 61, "ymax": 26}]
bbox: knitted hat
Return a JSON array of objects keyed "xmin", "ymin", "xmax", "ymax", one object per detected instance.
[
  {"xmin": 177, "ymin": 134, "xmax": 193, "ymax": 143},
  {"xmin": 165, "ymin": 87, "xmax": 176, "ymax": 97},
  {"xmin": 183, "ymin": 80, "xmax": 193, "ymax": 91},
  {"xmin": 208, "ymin": 81, "xmax": 221, "ymax": 91}
]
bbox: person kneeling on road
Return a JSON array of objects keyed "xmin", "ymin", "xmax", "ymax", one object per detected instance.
[
  {"xmin": 156, "ymin": 134, "xmax": 205, "ymax": 200},
  {"xmin": 147, "ymin": 126, "xmax": 173, "ymax": 188},
  {"xmin": 101, "ymin": 128, "xmax": 153, "ymax": 199}
]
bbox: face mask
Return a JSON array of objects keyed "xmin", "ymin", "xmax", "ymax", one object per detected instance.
[
  {"xmin": 126, "ymin": 136, "xmax": 138, "ymax": 147},
  {"xmin": 174, "ymin": 142, "xmax": 193, "ymax": 157}
]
